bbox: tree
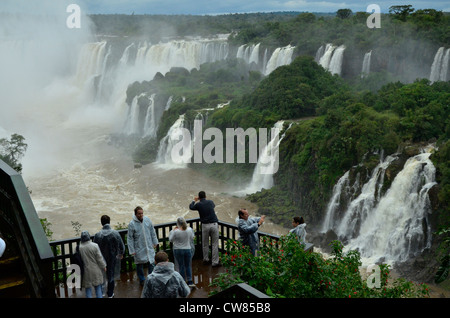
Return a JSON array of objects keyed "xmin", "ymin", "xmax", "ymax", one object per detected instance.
[
  {"xmin": 0, "ymin": 134, "xmax": 27, "ymax": 173},
  {"xmin": 336, "ymin": 9, "xmax": 353, "ymax": 19},
  {"xmin": 389, "ymin": 5, "xmax": 415, "ymax": 21}
]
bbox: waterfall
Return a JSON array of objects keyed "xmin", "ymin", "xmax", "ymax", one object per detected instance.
[
  {"xmin": 249, "ymin": 43, "xmax": 261, "ymax": 65},
  {"xmin": 322, "ymin": 147, "xmax": 437, "ymax": 265},
  {"xmin": 74, "ymin": 41, "xmax": 108, "ymax": 88},
  {"xmin": 361, "ymin": 50, "xmax": 372, "ymax": 78},
  {"xmin": 240, "ymin": 121, "xmax": 291, "ymax": 194},
  {"xmin": 119, "ymin": 43, "xmax": 135, "ymax": 66},
  {"xmin": 317, "ymin": 44, "xmax": 345, "ymax": 76},
  {"xmin": 123, "ymin": 94, "xmax": 143, "ymax": 135},
  {"xmin": 315, "ymin": 45, "xmax": 325, "ymax": 63},
  {"xmin": 72, "ymin": 38, "xmax": 302, "ymax": 139},
  {"xmin": 140, "ymin": 39, "xmax": 229, "ymax": 75},
  {"xmin": 155, "ymin": 115, "xmax": 191, "ymax": 168},
  {"xmin": 164, "ymin": 96, "xmax": 173, "ymax": 111},
  {"xmin": 143, "ymin": 94, "xmax": 157, "ymax": 138},
  {"xmin": 321, "ymin": 171, "xmax": 351, "ymax": 232},
  {"xmin": 335, "ymin": 154, "xmax": 398, "ymax": 239},
  {"xmin": 318, "ymin": 44, "xmax": 336, "ymax": 70},
  {"xmin": 430, "ymin": 47, "xmax": 450, "ymax": 82},
  {"xmin": 264, "ymin": 45, "xmax": 295, "ymax": 75},
  {"xmin": 328, "ymin": 45, "xmax": 346, "ymax": 76},
  {"xmin": 236, "ymin": 43, "xmax": 260, "ymax": 65}
]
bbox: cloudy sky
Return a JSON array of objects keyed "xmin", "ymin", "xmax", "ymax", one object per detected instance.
[{"xmin": 2, "ymin": 0, "xmax": 449, "ymax": 15}]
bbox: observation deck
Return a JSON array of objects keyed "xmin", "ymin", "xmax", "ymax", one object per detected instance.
[{"xmin": 0, "ymin": 158, "xmax": 312, "ymax": 298}]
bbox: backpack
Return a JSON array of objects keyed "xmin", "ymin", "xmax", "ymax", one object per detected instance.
[{"xmin": 70, "ymin": 244, "xmax": 85, "ymax": 277}]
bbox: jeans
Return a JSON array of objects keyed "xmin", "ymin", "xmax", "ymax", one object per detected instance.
[
  {"xmin": 85, "ymin": 284, "xmax": 103, "ymax": 298},
  {"xmin": 174, "ymin": 249, "xmax": 193, "ymax": 284},
  {"xmin": 136, "ymin": 262, "xmax": 155, "ymax": 283}
]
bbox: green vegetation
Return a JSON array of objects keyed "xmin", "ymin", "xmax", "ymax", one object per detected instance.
[
  {"xmin": 127, "ymin": 58, "xmax": 263, "ymax": 165},
  {"xmin": 119, "ymin": 8, "xmax": 449, "ymax": 285},
  {"xmin": 227, "ymin": 7, "xmax": 449, "ymax": 50},
  {"xmin": 0, "ymin": 133, "xmax": 27, "ymax": 173},
  {"xmin": 211, "ymin": 236, "xmax": 430, "ymax": 298},
  {"xmin": 90, "ymin": 12, "xmax": 301, "ymax": 40}
]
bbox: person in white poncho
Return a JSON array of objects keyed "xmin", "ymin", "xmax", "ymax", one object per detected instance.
[
  {"xmin": 128, "ymin": 206, "xmax": 158, "ymax": 286},
  {"xmin": 141, "ymin": 251, "xmax": 191, "ymax": 298},
  {"xmin": 289, "ymin": 216, "xmax": 307, "ymax": 244}
]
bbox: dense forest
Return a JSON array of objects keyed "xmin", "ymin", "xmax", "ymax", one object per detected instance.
[{"xmin": 92, "ymin": 7, "xmax": 449, "ymax": 284}]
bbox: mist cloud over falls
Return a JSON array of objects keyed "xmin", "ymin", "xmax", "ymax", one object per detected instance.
[{"xmin": 0, "ymin": 1, "xmax": 116, "ymax": 177}]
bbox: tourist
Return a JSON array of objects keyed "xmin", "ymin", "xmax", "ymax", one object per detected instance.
[
  {"xmin": 78, "ymin": 231, "xmax": 106, "ymax": 298},
  {"xmin": 128, "ymin": 206, "xmax": 159, "ymax": 286},
  {"xmin": 93, "ymin": 215, "xmax": 125, "ymax": 298},
  {"xmin": 289, "ymin": 216, "xmax": 307, "ymax": 244},
  {"xmin": 237, "ymin": 208, "xmax": 265, "ymax": 256},
  {"xmin": 189, "ymin": 191, "xmax": 221, "ymax": 267},
  {"xmin": 141, "ymin": 251, "xmax": 191, "ymax": 298},
  {"xmin": 169, "ymin": 217, "xmax": 195, "ymax": 287}
]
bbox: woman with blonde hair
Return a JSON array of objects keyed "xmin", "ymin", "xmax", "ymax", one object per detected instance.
[{"xmin": 169, "ymin": 217, "xmax": 195, "ymax": 287}]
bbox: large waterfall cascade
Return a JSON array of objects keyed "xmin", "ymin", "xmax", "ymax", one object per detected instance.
[
  {"xmin": 236, "ymin": 43, "xmax": 295, "ymax": 76},
  {"xmin": 264, "ymin": 45, "xmax": 295, "ymax": 75},
  {"xmin": 321, "ymin": 147, "xmax": 437, "ymax": 265},
  {"xmin": 315, "ymin": 43, "xmax": 346, "ymax": 76},
  {"xmin": 73, "ymin": 37, "xmax": 301, "ymax": 139},
  {"xmin": 429, "ymin": 47, "xmax": 450, "ymax": 83}
]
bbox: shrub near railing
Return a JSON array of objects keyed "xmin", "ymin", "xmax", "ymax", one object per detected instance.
[{"xmin": 211, "ymin": 235, "xmax": 430, "ymax": 298}]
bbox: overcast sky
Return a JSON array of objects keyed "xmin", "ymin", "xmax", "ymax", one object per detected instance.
[{"xmin": 2, "ymin": 0, "xmax": 449, "ymax": 15}]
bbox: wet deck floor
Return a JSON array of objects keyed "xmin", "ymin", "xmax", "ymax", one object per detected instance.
[{"xmin": 59, "ymin": 259, "xmax": 226, "ymax": 298}]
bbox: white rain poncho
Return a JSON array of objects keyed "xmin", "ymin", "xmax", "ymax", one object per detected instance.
[
  {"xmin": 289, "ymin": 223, "xmax": 307, "ymax": 244},
  {"xmin": 128, "ymin": 215, "xmax": 158, "ymax": 264},
  {"xmin": 141, "ymin": 261, "xmax": 190, "ymax": 298},
  {"xmin": 79, "ymin": 231, "xmax": 106, "ymax": 289}
]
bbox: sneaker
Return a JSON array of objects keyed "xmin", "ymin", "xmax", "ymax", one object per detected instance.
[
  {"xmin": 212, "ymin": 263, "xmax": 222, "ymax": 268},
  {"xmin": 188, "ymin": 283, "xmax": 196, "ymax": 288},
  {"xmin": 109, "ymin": 293, "xmax": 115, "ymax": 298}
]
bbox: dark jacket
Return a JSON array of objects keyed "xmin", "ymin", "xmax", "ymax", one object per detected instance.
[
  {"xmin": 189, "ymin": 198, "xmax": 218, "ymax": 224},
  {"xmin": 93, "ymin": 224, "xmax": 125, "ymax": 266}
]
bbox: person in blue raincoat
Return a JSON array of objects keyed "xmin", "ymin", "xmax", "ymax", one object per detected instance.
[
  {"xmin": 128, "ymin": 206, "xmax": 159, "ymax": 285},
  {"xmin": 237, "ymin": 208, "xmax": 265, "ymax": 256}
]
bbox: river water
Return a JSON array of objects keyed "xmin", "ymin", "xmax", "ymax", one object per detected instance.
[{"xmin": 25, "ymin": 129, "xmax": 287, "ymax": 240}]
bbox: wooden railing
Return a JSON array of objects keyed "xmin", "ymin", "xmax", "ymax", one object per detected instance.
[{"xmin": 50, "ymin": 218, "xmax": 287, "ymax": 297}]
